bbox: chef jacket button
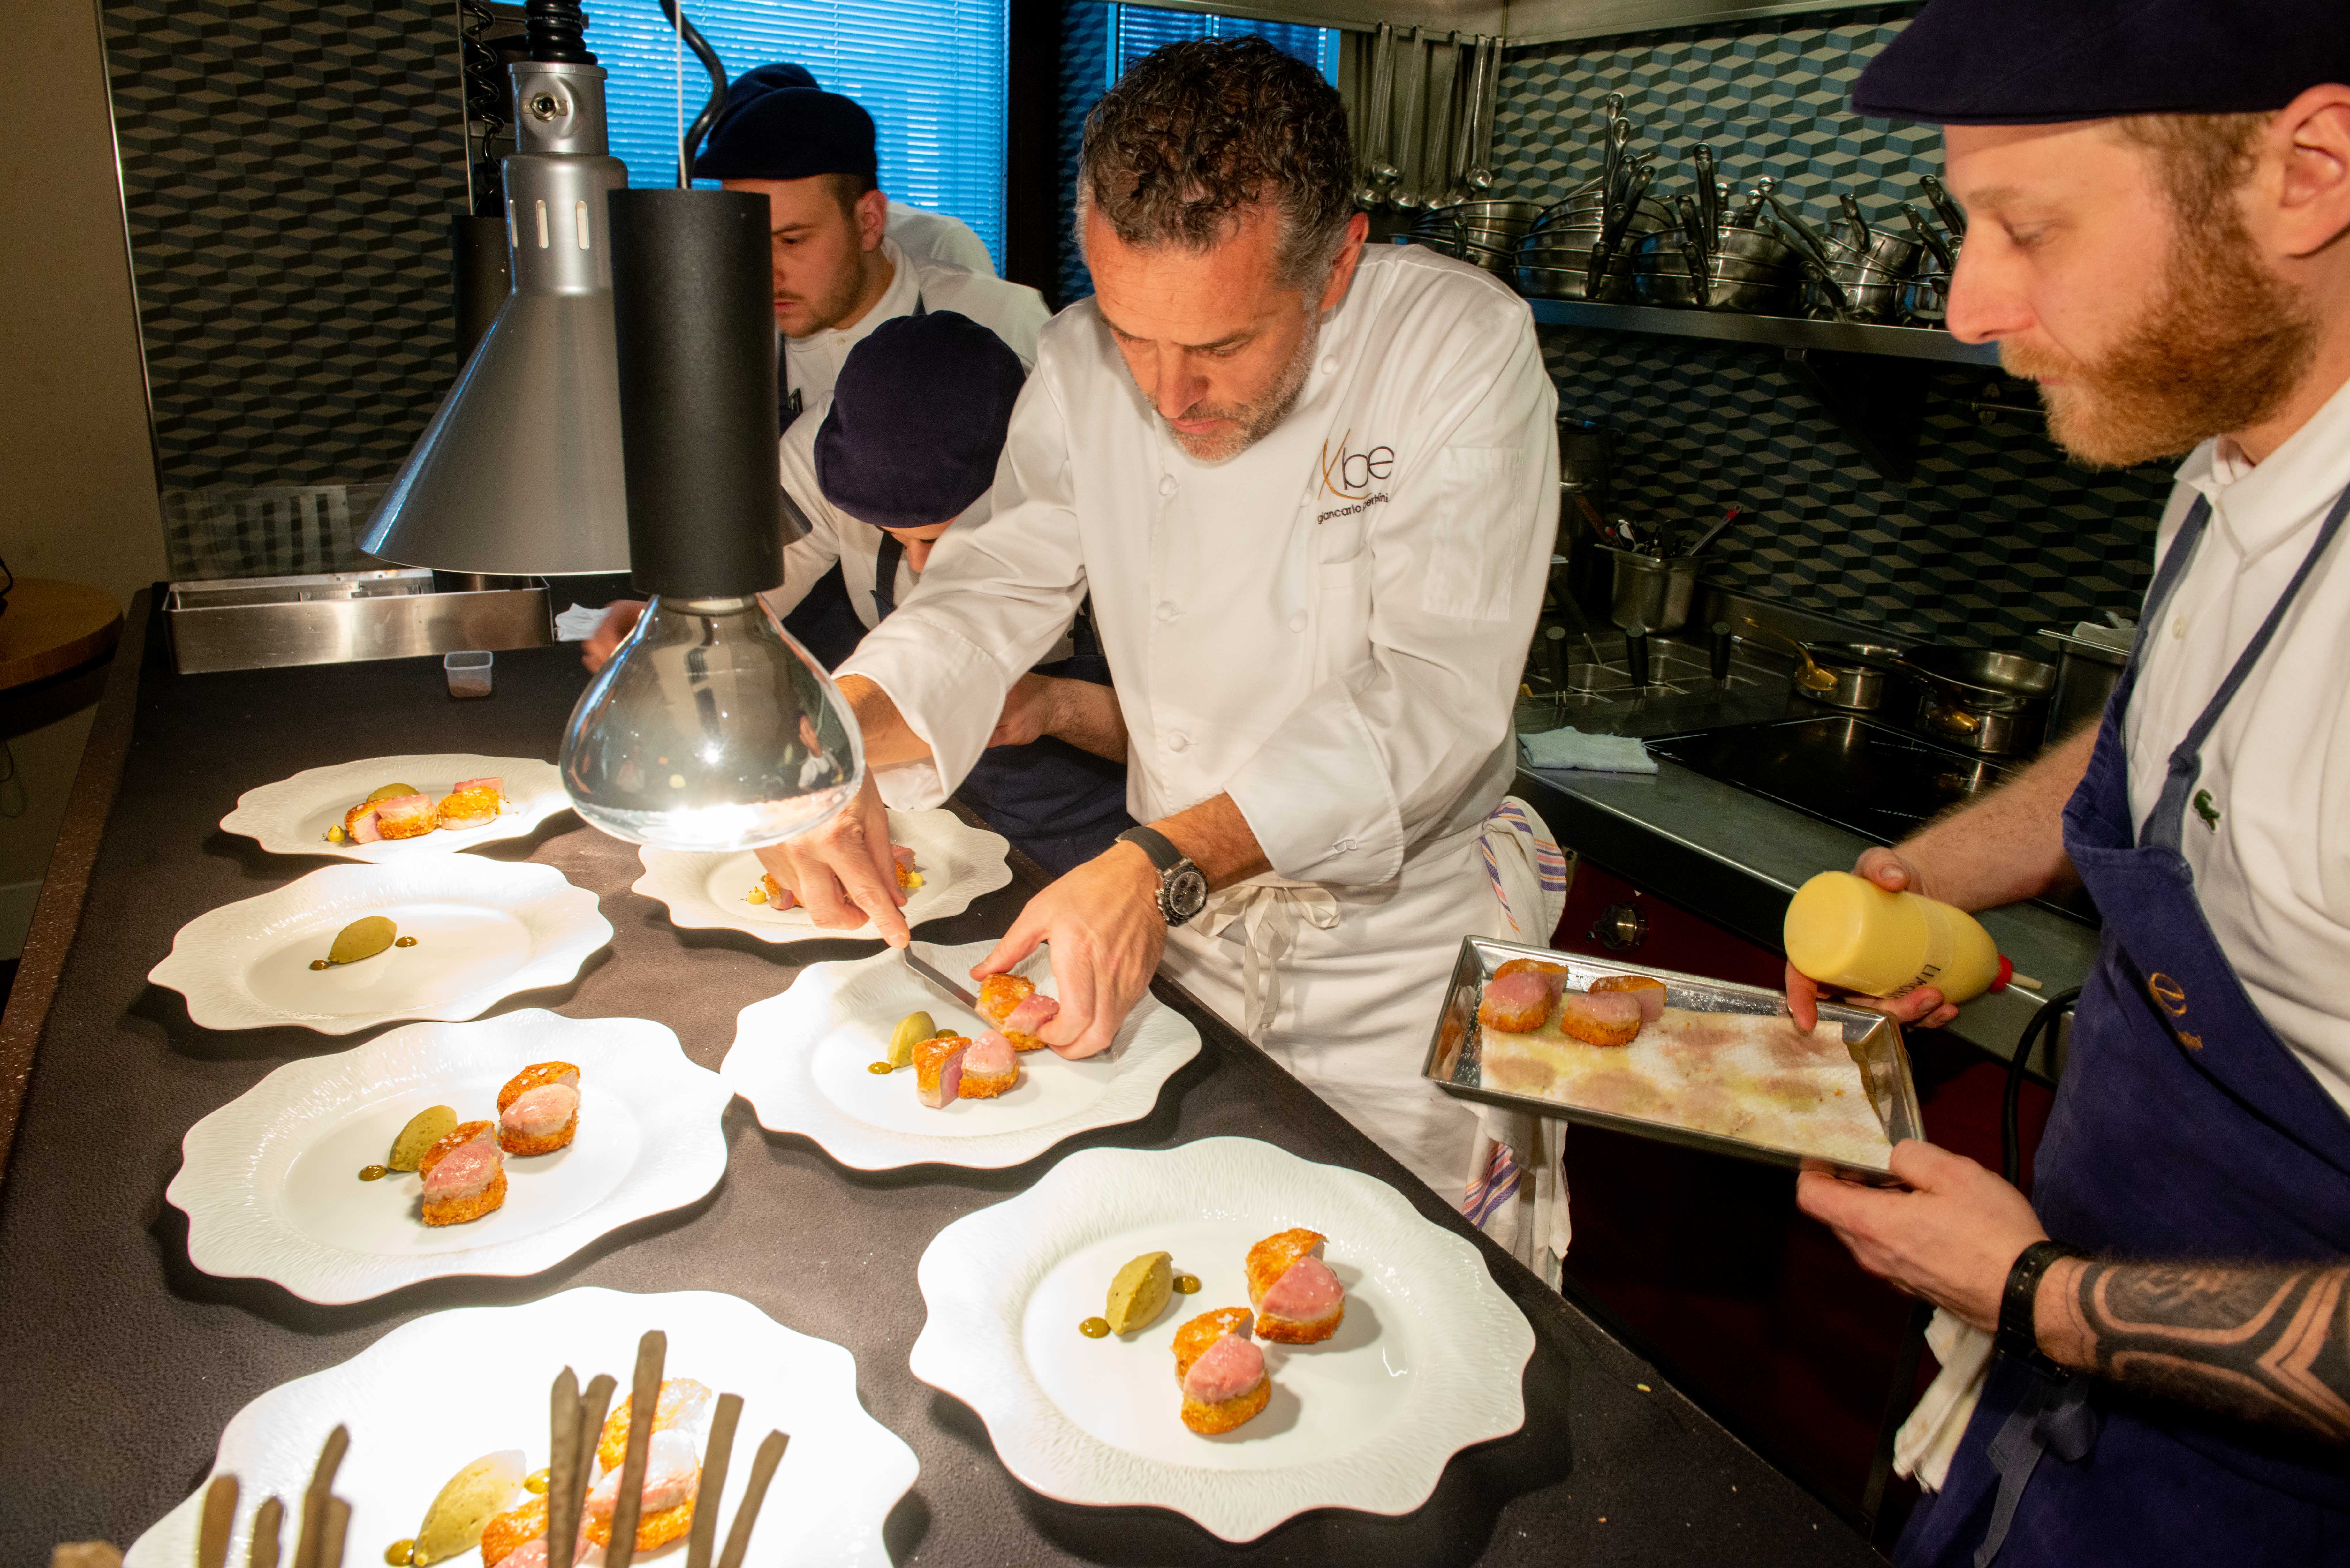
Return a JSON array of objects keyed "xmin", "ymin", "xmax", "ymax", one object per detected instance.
[
  {"xmin": 1167, "ymin": 731, "xmax": 1190, "ymax": 753},
  {"xmin": 1159, "ymin": 474, "xmax": 1178, "ymax": 496},
  {"xmin": 1334, "ymin": 837, "xmax": 1356, "ymax": 852},
  {"xmin": 1287, "ymin": 611, "xmax": 1308, "ymax": 633},
  {"xmin": 1156, "ymin": 601, "xmax": 1178, "ymax": 622},
  {"xmin": 1318, "ymin": 356, "xmax": 1337, "ymax": 376}
]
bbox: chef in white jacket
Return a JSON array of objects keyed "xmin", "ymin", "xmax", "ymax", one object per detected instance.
[{"xmin": 760, "ymin": 37, "xmax": 1563, "ymax": 1199}]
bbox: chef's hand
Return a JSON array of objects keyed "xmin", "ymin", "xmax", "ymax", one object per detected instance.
[
  {"xmin": 581, "ymin": 600, "xmax": 645, "ymax": 673},
  {"xmin": 1785, "ymin": 845, "xmax": 1959, "ymax": 1031},
  {"xmin": 974, "ymin": 841, "xmax": 1162, "ymax": 1059},
  {"xmin": 1797, "ymin": 1139, "xmax": 2047, "ymax": 1332},
  {"xmin": 753, "ymin": 770, "xmax": 909, "ymax": 944},
  {"xmin": 987, "ymin": 673, "xmax": 1056, "ymax": 749}
]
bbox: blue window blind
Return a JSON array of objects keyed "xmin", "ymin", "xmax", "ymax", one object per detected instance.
[
  {"xmin": 585, "ymin": 0, "xmax": 1010, "ymax": 269},
  {"xmin": 1109, "ymin": 5, "xmax": 1339, "ymax": 87}
]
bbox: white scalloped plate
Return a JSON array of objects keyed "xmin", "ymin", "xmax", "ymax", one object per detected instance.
[
  {"xmin": 221, "ymin": 753, "xmax": 572, "ymax": 863},
  {"xmin": 150, "ymin": 858, "xmax": 612, "ymax": 1035},
  {"xmin": 633, "ymin": 807, "xmax": 1010, "ymax": 945},
  {"xmin": 720, "ymin": 940, "xmax": 1198, "ymax": 1171},
  {"xmin": 125, "ymin": 1287, "xmax": 919, "ymax": 1568},
  {"xmin": 910, "ymin": 1137, "xmax": 1533, "ymax": 1542},
  {"xmin": 166, "ymin": 1011, "xmax": 729, "ymax": 1303}
]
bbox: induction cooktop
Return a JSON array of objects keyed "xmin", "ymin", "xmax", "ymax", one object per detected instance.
[{"xmin": 1647, "ymin": 714, "xmax": 2100, "ymax": 926}]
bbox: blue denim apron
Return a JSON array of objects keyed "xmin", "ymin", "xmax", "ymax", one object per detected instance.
[{"xmin": 1899, "ymin": 485, "xmax": 2350, "ymax": 1567}]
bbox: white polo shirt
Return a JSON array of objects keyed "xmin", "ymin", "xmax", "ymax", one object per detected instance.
[{"xmin": 2125, "ymin": 370, "xmax": 2350, "ymax": 1111}]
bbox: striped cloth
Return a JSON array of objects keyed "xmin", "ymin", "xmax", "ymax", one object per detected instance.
[
  {"xmin": 1462, "ymin": 1137, "xmax": 1522, "ymax": 1228},
  {"xmin": 1479, "ymin": 797, "xmax": 1571, "ymax": 935}
]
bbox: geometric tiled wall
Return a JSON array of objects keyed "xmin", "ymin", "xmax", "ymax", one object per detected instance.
[
  {"xmin": 1492, "ymin": 4, "xmax": 2177, "ymax": 649},
  {"xmin": 98, "ymin": 0, "xmax": 466, "ymax": 499}
]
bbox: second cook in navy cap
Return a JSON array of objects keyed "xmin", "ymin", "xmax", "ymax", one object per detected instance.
[{"xmin": 1788, "ymin": 6, "xmax": 2350, "ymax": 1568}]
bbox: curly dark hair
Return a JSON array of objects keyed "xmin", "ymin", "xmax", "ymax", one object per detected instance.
[{"xmin": 1078, "ymin": 37, "xmax": 1354, "ymax": 293}]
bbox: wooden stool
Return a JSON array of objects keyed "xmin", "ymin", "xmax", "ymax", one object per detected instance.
[{"xmin": 0, "ymin": 580, "xmax": 123, "ymax": 738}]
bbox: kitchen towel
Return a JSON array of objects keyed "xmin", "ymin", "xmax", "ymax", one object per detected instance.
[
  {"xmin": 554, "ymin": 602, "xmax": 607, "ymax": 642},
  {"xmin": 1520, "ymin": 726, "xmax": 1657, "ymax": 774},
  {"xmin": 1895, "ymin": 1307, "xmax": 1995, "ymax": 1492}
]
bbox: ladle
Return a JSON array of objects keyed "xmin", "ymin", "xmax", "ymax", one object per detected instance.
[{"xmin": 1741, "ymin": 620, "xmax": 1839, "ymax": 693}]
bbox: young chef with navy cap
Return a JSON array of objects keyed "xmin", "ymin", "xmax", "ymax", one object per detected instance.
[
  {"xmin": 585, "ymin": 76, "xmax": 1049, "ymax": 672},
  {"xmin": 757, "ymin": 39, "xmax": 1568, "ymax": 1207},
  {"xmin": 771, "ymin": 311, "xmax": 1134, "ymax": 873},
  {"xmin": 1782, "ymin": 3, "xmax": 2350, "ymax": 1563},
  {"xmin": 709, "ymin": 63, "xmax": 999, "ymax": 276}
]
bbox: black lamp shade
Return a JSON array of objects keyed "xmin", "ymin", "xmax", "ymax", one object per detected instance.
[{"xmin": 606, "ymin": 188, "xmax": 785, "ymax": 599}]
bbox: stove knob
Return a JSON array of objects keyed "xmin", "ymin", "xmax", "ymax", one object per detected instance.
[{"xmin": 1589, "ymin": 901, "xmax": 1649, "ymax": 952}]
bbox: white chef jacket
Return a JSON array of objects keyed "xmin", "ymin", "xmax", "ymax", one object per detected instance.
[
  {"xmin": 2125, "ymin": 369, "xmax": 2350, "ymax": 1112},
  {"xmin": 781, "ymin": 236, "xmax": 1046, "ymax": 413},
  {"xmin": 840, "ymin": 243, "xmax": 1560, "ymax": 1194},
  {"xmin": 886, "ymin": 199, "xmax": 996, "ymax": 276}
]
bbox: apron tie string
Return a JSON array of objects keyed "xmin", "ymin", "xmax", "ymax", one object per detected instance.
[
  {"xmin": 1975, "ymin": 1370, "xmax": 2100, "ymax": 1567},
  {"xmin": 1194, "ymin": 879, "xmax": 1341, "ymax": 1041}
]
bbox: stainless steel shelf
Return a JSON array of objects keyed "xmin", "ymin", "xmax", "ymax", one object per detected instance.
[{"xmin": 1526, "ymin": 297, "xmax": 2002, "ymax": 366}]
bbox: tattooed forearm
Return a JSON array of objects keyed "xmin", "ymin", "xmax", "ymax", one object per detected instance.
[{"xmin": 2037, "ymin": 1258, "xmax": 2350, "ymax": 1443}]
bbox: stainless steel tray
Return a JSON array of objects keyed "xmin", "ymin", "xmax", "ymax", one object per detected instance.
[
  {"xmin": 165, "ymin": 569, "xmax": 553, "ymax": 674},
  {"xmin": 1422, "ymin": 936, "xmax": 1922, "ymax": 1184}
]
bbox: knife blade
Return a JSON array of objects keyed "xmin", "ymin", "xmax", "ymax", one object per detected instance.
[{"xmin": 903, "ymin": 947, "xmax": 980, "ymax": 1012}]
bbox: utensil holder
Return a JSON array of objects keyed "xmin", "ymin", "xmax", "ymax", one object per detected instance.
[{"xmin": 1602, "ymin": 547, "xmax": 1700, "ymax": 633}]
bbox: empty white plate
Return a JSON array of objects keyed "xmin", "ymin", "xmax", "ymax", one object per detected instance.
[
  {"xmin": 221, "ymin": 753, "xmax": 572, "ymax": 862},
  {"xmin": 168, "ymin": 1011, "xmax": 730, "ymax": 1303},
  {"xmin": 126, "ymin": 1287, "xmax": 919, "ymax": 1568},
  {"xmin": 911, "ymin": 1137, "xmax": 1533, "ymax": 1541},
  {"xmin": 721, "ymin": 939, "xmax": 1199, "ymax": 1170},
  {"xmin": 633, "ymin": 807, "xmax": 1011, "ymax": 945},
  {"xmin": 150, "ymin": 857, "xmax": 611, "ymax": 1034}
]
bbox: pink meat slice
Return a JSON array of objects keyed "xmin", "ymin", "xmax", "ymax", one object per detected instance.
[
  {"xmin": 964, "ymin": 1031, "xmax": 1016, "ymax": 1076},
  {"xmin": 1628, "ymin": 986, "xmax": 1666, "ymax": 1023},
  {"xmin": 891, "ymin": 843, "xmax": 916, "ymax": 871},
  {"xmin": 586, "ymin": 1429, "xmax": 700, "ymax": 1518},
  {"xmin": 422, "ymin": 1136, "xmax": 502, "ymax": 1199},
  {"xmin": 1181, "ymin": 1332, "xmax": 1267, "ymax": 1405},
  {"xmin": 345, "ymin": 807, "xmax": 382, "ymax": 844},
  {"xmin": 1001, "ymin": 994, "xmax": 1060, "ymax": 1036},
  {"xmin": 374, "ymin": 793, "xmax": 434, "ymax": 829},
  {"xmin": 1560, "ymin": 991, "xmax": 1646, "ymax": 1031},
  {"xmin": 502, "ymin": 1082, "xmax": 580, "ymax": 1138},
  {"xmin": 453, "ymin": 776, "xmax": 504, "ymax": 795},
  {"xmin": 768, "ymin": 882, "xmax": 799, "ymax": 911},
  {"xmin": 1261, "ymin": 1255, "xmax": 1345, "ymax": 1323},
  {"xmin": 918, "ymin": 1042, "xmax": 967, "ymax": 1108},
  {"xmin": 1484, "ymin": 970, "xmax": 1555, "ymax": 1015}
]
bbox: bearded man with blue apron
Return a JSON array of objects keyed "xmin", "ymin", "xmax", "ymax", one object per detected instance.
[
  {"xmin": 1784, "ymin": 4, "xmax": 2350, "ymax": 1563},
  {"xmin": 762, "ymin": 309, "xmax": 1134, "ymax": 874}
]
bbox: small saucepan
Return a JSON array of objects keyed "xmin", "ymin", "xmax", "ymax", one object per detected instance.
[
  {"xmin": 1898, "ymin": 646, "xmax": 2058, "ymax": 755},
  {"xmin": 1799, "ymin": 640, "xmax": 1910, "ymax": 713}
]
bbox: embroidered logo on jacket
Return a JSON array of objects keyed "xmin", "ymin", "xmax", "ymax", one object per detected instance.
[{"xmin": 1316, "ymin": 432, "xmax": 1395, "ymax": 524}]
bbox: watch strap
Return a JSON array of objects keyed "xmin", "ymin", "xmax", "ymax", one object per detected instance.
[
  {"xmin": 1118, "ymin": 825, "xmax": 1186, "ymax": 875},
  {"xmin": 1998, "ymin": 1239, "xmax": 2084, "ymax": 1372}
]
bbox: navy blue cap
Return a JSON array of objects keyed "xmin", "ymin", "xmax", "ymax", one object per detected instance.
[
  {"xmin": 815, "ymin": 313, "xmax": 1026, "ymax": 529},
  {"xmin": 1853, "ymin": 0, "xmax": 2350, "ymax": 125},
  {"xmin": 708, "ymin": 61, "xmax": 819, "ymax": 145},
  {"xmin": 692, "ymin": 85, "xmax": 877, "ymax": 182}
]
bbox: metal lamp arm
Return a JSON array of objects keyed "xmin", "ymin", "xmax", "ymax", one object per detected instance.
[{"xmin": 659, "ymin": 0, "xmax": 731, "ymax": 184}]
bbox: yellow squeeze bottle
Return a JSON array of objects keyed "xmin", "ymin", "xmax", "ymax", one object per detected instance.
[{"xmin": 1782, "ymin": 870, "xmax": 2019, "ymax": 1006}]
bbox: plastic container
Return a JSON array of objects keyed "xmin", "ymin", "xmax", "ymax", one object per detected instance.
[
  {"xmin": 1782, "ymin": 870, "xmax": 2017, "ymax": 1006},
  {"xmin": 444, "ymin": 649, "xmax": 494, "ymax": 698}
]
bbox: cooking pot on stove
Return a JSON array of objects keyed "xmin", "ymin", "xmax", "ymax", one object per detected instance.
[
  {"xmin": 1798, "ymin": 641, "xmax": 1911, "ymax": 713},
  {"xmin": 1897, "ymin": 646, "xmax": 2057, "ymax": 756}
]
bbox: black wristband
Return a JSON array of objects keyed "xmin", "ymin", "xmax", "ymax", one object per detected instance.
[{"xmin": 1998, "ymin": 1239, "xmax": 2084, "ymax": 1371}]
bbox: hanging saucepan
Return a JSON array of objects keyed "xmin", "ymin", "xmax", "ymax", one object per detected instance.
[
  {"xmin": 1801, "ymin": 641, "xmax": 1911, "ymax": 712},
  {"xmin": 1897, "ymin": 646, "xmax": 2057, "ymax": 755}
]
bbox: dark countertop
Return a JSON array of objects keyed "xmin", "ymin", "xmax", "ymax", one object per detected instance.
[{"xmin": 0, "ymin": 596, "xmax": 1880, "ymax": 1567}]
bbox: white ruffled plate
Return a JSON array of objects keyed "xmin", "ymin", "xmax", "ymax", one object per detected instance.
[
  {"xmin": 720, "ymin": 939, "xmax": 1199, "ymax": 1171},
  {"xmin": 910, "ymin": 1137, "xmax": 1533, "ymax": 1542},
  {"xmin": 166, "ymin": 1011, "xmax": 729, "ymax": 1303},
  {"xmin": 150, "ymin": 858, "xmax": 612, "ymax": 1035},
  {"xmin": 125, "ymin": 1286, "xmax": 919, "ymax": 1568},
  {"xmin": 633, "ymin": 807, "xmax": 1010, "ymax": 945},
  {"xmin": 220, "ymin": 754, "xmax": 572, "ymax": 863}
]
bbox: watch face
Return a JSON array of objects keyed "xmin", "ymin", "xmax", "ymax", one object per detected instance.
[{"xmin": 1165, "ymin": 866, "xmax": 1209, "ymax": 924}]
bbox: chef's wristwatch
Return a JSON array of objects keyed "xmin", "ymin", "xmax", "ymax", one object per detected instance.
[
  {"xmin": 1998, "ymin": 1239, "xmax": 2086, "ymax": 1375},
  {"xmin": 1118, "ymin": 826, "xmax": 1208, "ymax": 929}
]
